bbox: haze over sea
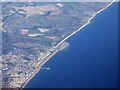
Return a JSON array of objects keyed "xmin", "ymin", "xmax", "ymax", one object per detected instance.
[{"xmin": 25, "ymin": 2, "xmax": 118, "ymax": 88}]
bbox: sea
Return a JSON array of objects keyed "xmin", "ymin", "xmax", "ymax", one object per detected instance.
[{"xmin": 25, "ymin": 2, "xmax": 118, "ymax": 88}]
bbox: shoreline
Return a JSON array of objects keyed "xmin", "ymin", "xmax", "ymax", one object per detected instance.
[
  {"xmin": 21, "ymin": 0, "xmax": 116, "ymax": 89},
  {"xmin": 20, "ymin": 49, "xmax": 60, "ymax": 89},
  {"xmin": 55, "ymin": 0, "xmax": 116, "ymax": 48}
]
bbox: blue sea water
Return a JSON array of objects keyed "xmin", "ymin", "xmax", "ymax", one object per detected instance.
[{"xmin": 25, "ymin": 2, "xmax": 118, "ymax": 88}]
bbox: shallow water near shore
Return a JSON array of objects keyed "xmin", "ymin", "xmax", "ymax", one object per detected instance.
[{"xmin": 25, "ymin": 2, "xmax": 118, "ymax": 88}]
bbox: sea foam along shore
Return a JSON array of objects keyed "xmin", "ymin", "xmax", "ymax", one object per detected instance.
[{"xmin": 21, "ymin": 0, "xmax": 116, "ymax": 89}]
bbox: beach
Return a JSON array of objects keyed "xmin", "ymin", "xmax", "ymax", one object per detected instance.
[
  {"xmin": 21, "ymin": 0, "xmax": 116, "ymax": 89},
  {"xmin": 21, "ymin": 49, "xmax": 60, "ymax": 89}
]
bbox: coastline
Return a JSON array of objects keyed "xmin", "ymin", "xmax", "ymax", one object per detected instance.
[
  {"xmin": 55, "ymin": 0, "xmax": 116, "ymax": 48},
  {"xmin": 20, "ymin": 49, "xmax": 60, "ymax": 89},
  {"xmin": 21, "ymin": 0, "xmax": 116, "ymax": 89}
]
